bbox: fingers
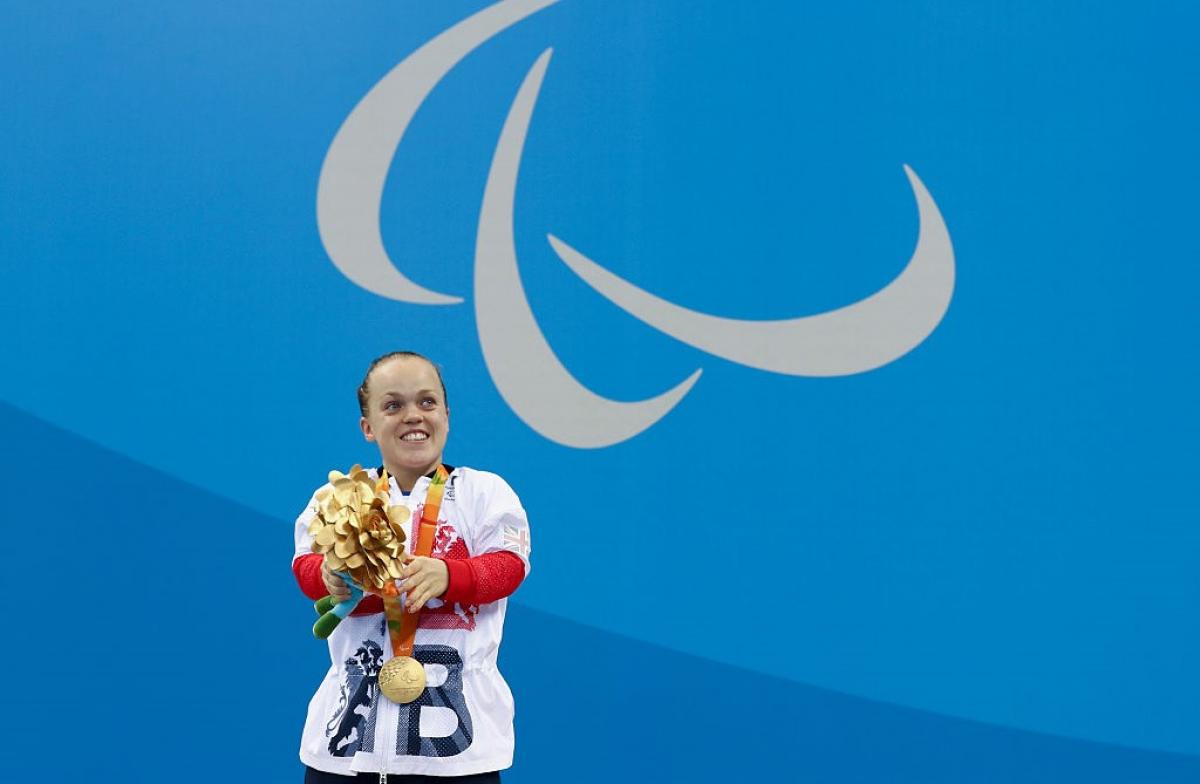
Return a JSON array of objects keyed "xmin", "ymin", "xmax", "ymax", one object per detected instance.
[
  {"xmin": 398, "ymin": 570, "xmax": 427, "ymax": 610},
  {"xmin": 398, "ymin": 557, "xmax": 447, "ymax": 612},
  {"xmin": 398, "ymin": 556, "xmax": 424, "ymax": 580},
  {"xmin": 321, "ymin": 560, "xmax": 352, "ymax": 601},
  {"xmin": 398, "ymin": 556, "xmax": 428, "ymax": 582},
  {"xmin": 406, "ymin": 584, "xmax": 433, "ymax": 613},
  {"xmin": 406, "ymin": 579, "xmax": 441, "ymax": 613}
]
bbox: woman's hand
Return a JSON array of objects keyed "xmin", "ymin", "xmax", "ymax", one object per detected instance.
[
  {"xmin": 399, "ymin": 556, "xmax": 448, "ymax": 613},
  {"xmin": 321, "ymin": 559, "xmax": 353, "ymax": 603}
]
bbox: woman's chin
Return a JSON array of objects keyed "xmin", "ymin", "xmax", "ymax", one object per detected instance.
[{"xmin": 386, "ymin": 454, "xmax": 440, "ymax": 476}]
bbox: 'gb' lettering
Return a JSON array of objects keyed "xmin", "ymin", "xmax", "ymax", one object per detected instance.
[{"xmin": 395, "ymin": 644, "xmax": 473, "ymax": 757}]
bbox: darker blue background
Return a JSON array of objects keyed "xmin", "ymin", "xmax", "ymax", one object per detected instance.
[{"xmin": 2, "ymin": 401, "xmax": 1197, "ymax": 781}]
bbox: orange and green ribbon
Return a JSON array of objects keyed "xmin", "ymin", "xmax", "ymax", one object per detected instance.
[{"xmin": 384, "ymin": 464, "xmax": 448, "ymax": 658}]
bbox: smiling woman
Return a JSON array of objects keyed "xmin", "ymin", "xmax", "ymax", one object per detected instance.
[
  {"xmin": 357, "ymin": 351, "xmax": 451, "ymax": 492},
  {"xmin": 291, "ymin": 351, "xmax": 533, "ymax": 781}
]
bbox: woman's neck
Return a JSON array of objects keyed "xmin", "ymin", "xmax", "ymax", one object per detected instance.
[{"xmin": 386, "ymin": 461, "xmax": 441, "ymax": 493}]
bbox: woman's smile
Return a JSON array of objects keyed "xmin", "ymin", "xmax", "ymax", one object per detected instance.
[{"xmin": 359, "ymin": 355, "xmax": 450, "ymax": 491}]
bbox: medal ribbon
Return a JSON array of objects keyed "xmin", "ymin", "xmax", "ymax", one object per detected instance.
[{"xmin": 382, "ymin": 465, "xmax": 448, "ymax": 659}]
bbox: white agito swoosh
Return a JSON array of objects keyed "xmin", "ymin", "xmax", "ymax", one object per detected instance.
[
  {"xmin": 547, "ymin": 164, "xmax": 954, "ymax": 377},
  {"xmin": 317, "ymin": 0, "xmax": 561, "ymax": 305},
  {"xmin": 316, "ymin": 0, "xmax": 956, "ymax": 447}
]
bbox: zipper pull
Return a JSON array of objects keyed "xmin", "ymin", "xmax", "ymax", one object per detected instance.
[{"xmin": 379, "ymin": 773, "xmax": 388, "ymax": 784}]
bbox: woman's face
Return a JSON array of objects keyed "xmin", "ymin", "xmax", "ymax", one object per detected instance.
[{"xmin": 359, "ymin": 356, "xmax": 449, "ymax": 487}]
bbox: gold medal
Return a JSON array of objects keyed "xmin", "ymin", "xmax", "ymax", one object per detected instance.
[{"xmin": 378, "ymin": 655, "xmax": 426, "ymax": 703}]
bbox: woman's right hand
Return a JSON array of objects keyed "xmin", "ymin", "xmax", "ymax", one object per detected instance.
[{"xmin": 320, "ymin": 559, "xmax": 353, "ymax": 603}]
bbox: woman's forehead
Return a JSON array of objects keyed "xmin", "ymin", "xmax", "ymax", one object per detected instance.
[{"xmin": 369, "ymin": 357, "xmax": 440, "ymax": 392}]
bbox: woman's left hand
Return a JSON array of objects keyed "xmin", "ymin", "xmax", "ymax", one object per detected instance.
[{"xmin": 398, "ymin": 556, "xmax": 449, "ymax": 613}]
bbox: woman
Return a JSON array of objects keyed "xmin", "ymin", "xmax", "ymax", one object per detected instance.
[{"xmin": 292, "ymin": 351, "xmax": 531, "ymax": 782}]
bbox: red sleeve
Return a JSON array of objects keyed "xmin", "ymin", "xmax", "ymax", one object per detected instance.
[
  {"xmin": 292, "ymin": 553, "xmax": 383, "ymax": 616},
  {"xmin": 294, "ymin": 551, "xmax": 524, "ymax": 613},
  {"xmin": 441, "ymin": 551, "xmax": 526, "ymax": 605}
]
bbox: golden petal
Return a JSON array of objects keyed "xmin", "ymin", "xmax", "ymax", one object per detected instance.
[
  {"xmin": 315, "ymin": 527, "xmax": 337, "ymax": 547},
  {"xmin": 345, "ymin": 553, "xmax": 365, "ymax": 569},
  {"xmin": 315, "ymin": 487, "xmax": 332, "ymax": 501},
  {"xmin": 325, "ymin": 552, "xmax": 345, "ymax": 570},
  {"xmin": 387, "ymin": 506, "xmax": 410, "ymax": 524},
  {"xmin": 336, "ymin": 538, "xmax": 358, "ymax": 558},
  {"xmin": 307, "ymin": 518, "xmax": 323, "ymax": 536},
  {"xmin": 387, "ymin": 561, "xmax": 402, "ymax": 579},
  {"xmin": 332, "ymin": 477, "xmax": 356, "ymax": 505},
  {"xmin": 327, "ymin": 470, "xmax": 345, "ymax": 484}
]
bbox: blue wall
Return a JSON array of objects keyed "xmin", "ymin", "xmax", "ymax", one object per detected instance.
[{"xmin": 2, "ymin": 1, "xmax": 1197, "ymax": 780}]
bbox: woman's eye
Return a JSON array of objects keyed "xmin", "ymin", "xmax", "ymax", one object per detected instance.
[
  {"xmin": 384, "ymin": 401, "xmax": 399, "ymax": 411},
  {"xmin": 421, "ymin": 398, "xmax": 436, "ymax": 407}
]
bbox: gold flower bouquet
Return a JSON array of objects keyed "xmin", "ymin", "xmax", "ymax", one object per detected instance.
[{"xmin": 308, "ymin": 465, "xmax": 410, "ymax": 638}]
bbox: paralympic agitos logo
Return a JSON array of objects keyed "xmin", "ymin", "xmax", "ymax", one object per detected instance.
[{"xmin": 316, "ymin": 0, "xmax": 956, "ymax": 448}]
